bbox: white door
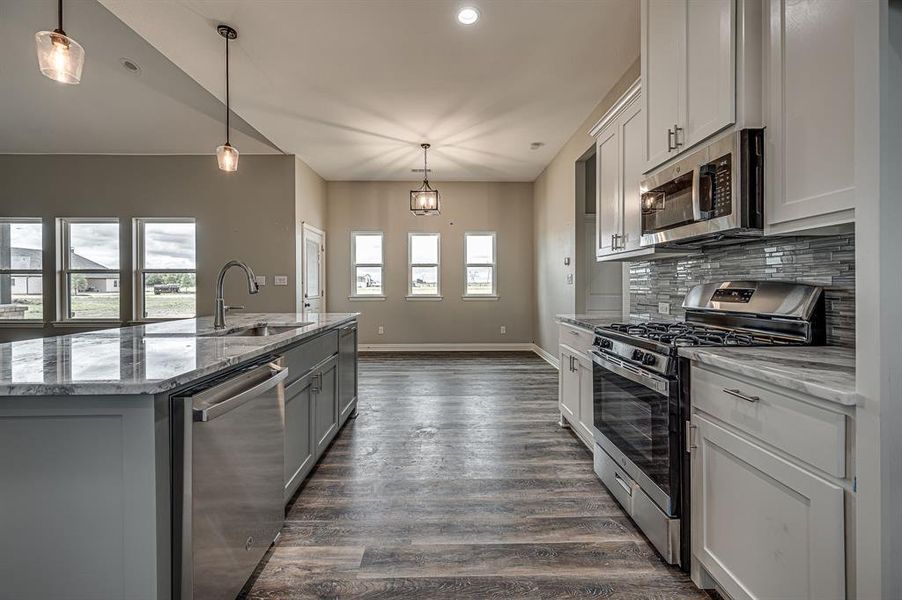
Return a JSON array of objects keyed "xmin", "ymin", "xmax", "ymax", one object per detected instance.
[
  {"xmin": 765, "ymin": 0, "xmax": 855, "ymax": 230},
  {"xmin": 642, "ymin": 0, "xmax": 685, "ymax": 171},
  {"xmin": 301, "ymin": 224, "xmax": 325, "ymax": 314},
  {"xmin": 596, "ymin": 125, "xmax": 620, "ymax": 257},
  {"xmin": 691, "ymin": 414, "xmax": 845, "ymax": 600},
  {"xmin": 684, "ymin": 0, "xmax": 735, "ymax": 148}
]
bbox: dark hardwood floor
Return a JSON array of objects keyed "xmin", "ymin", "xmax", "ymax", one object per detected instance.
[{"xmin": 242, "ymin": 352, "xmax": 705, "ymax": 599}]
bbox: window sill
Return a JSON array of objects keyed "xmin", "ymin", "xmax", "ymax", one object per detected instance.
[
  {"xmin": 406, "ymin": 295, "xmax": 443, "ymax": 301},
  {"xmin": 0, "ymin": 320, "xmax": 46, "ymax": 328},
  {"xmin": 462, "ymin": 295, "xmax": 500, "ymax": 301},
  {"xmin": 53, "ymin": 320, "xmax": 124, "ymax": 328},
  {"xmin": 130, "ymin": 317, "xmax": 195, "ymax": 325},
  {"xmin": 348, "ymin": 295, "xmax": 386, "ymax": 301}
]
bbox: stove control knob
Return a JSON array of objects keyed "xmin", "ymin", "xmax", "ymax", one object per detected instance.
[
  {"xmin": 599, "ymin": 338, "xmax": 613, "ymax": 350},
  {"xmin": 642, "ymin": 353, "xmax": 657, "ymax": 366},
  {"xmin": 632, "ymin": 349, "xmax": 645, "ymax": 362}
]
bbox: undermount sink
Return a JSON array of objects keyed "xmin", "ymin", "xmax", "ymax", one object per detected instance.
[{"xmin": 202, "ymin": 323, "xmax": 312, "ymax": 337}]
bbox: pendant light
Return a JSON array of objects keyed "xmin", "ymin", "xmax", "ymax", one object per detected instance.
[
  {"xmin": 410, "ymin": 144, "xmax": 440, "ymax": 215},
  {"xmin": 216, "ymin": 25, "xmax": 239, "ymax": 172},
  {"xmin": 35, "ymin": 0, "xmax": 85, "ymax": 85}
]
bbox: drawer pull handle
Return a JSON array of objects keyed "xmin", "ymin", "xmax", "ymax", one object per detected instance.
[
  {"xmin": 613, "ymin": 471, "xmax": 633, "ymax": 497},
  {"xmin": 723, "ymin": 388, "xmax": 760, "ymax": 403}
]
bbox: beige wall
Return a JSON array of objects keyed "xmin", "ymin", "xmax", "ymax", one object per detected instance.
[
  {"xmin": 294, "ymin": 156, "xmax": 328, "ymax": 312},
  {"xmin": 326, "ymin": 181, "xmax": 534, "ymax": 345},
  {"xmin": 0, "ymin": 154, "xmax": 300, "ymax": 341},
  {"xmin": 532, "ymin": 58, "xmax": 640, "ymax": 355}
]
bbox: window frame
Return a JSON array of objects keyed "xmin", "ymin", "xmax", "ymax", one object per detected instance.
[
  {"xmin": 407, "ymin": 232, "xmax": 441, "ymax": 300},
  {"xmin": 0, "ymin": 217, "xmax": 45, "ymax": 324},
  {"xmin": 350, "ymin": 231, "xmax": 385, "ymax": 299},
  {"xmin": 463, "ymin": 231, "xmax": 498, "ymax": 299},
  {"xmin": 133, "ymin": 217, "xmax": 197, "ymax": 322},
  {"xmin": 57, "ymin": 217, "xmax": 122, "ymax": 323}
]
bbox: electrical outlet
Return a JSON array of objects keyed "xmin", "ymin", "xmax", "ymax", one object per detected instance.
[
  {"xmin": 658, "ymin": 302, "xmax": 671, "ymax": 315},
  {"xmin": 566, "ymin": 273, "xmax": 574, "ymax": 285},
  {"xmin": 255, "ymin": 275, "xmax": 266, "ymax": 286},
  {"xmin": 500, "ymin": 326, "xmax": 507, "ymax": 335},
  {"xmin": 377, "ymin": 326, "xmax": 384, "ymax": 335},
  {"xmin": 274, "ymin": 275, "xmax": 288, "ymax": 286}
]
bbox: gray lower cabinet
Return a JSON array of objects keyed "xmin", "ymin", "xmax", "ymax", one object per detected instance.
[
  {"xmin": 283, "ymin": 370, "xmax": 315, "ymax": 503},
  {"xmin": 338, "ymin": 323, "xmax": 358, "ymax": 422},
  {"xmin": 313, "ymin": 355, "xmax": 339, "ymax": 457}
]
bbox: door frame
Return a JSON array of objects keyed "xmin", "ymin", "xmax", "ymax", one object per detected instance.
[{"xmin": 299, "ymin": 222, "xmax": 326, "ymax": 313}]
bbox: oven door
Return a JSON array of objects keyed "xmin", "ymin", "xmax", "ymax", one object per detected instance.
[{"xmin": 591, "ymin": 350, "xmax": 679, "ymax": 515}]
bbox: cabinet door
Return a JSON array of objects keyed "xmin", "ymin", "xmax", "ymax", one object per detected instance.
[
  {"xmin": 338, "ymin": 324, "xmax": 357, "ymax": 422},
  {"xmin": 596, "ymin": 125, "xmax": 620, "ymax": 257},
  {"xmin": 642, "ymin": 0, "xmax": 685, "ymax": 171},
  {"xmin": 576, "ymin": 354, "xmax": 594, "ymax": 443},
  {"xmin": 691, "ymin": 414, "xmax": 845, "ymax": 600},
  {"xmin": 313, "ymin": 357, "xmax": 339, "ymax": 458},
  {"xmin": 684, "ymin": 0, "xmax": 735, "ymax": 148},
  {"xmin": 558, "ymin": 347, "xmax": 579, "ymax": 422},
  {"xmin": 765, "ymin": 0, "xmax": 855, "ymax": 230},
  {"xmin": 619, "ymin": 98, "xmax": 644, "ymax": 252},
  {"xmin": 284, "ymin": 372, "xmax": 315, "ymax": 502}
]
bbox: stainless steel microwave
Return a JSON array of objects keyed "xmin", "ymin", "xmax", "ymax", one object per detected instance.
[{"xmin": 639, "ymin": 128, "xmax": 764, "ymax": 247}]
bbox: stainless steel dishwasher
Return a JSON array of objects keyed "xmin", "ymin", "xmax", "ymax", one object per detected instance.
[{"xmin": 171, "ymin": 356, "xmax": 288, "ymax": 600}]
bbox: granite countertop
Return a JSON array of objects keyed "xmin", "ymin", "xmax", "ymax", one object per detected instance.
[
  {"xmin": 555, "ymin": 314, "xmax": 618, "ymax": 332},
  {"xmin": 678, "ymin": 345, "xmax": 857, "ymax": 406},
  {"xmin": 0, "ymin": 312, "xmax": 359, "ymax": 397}
]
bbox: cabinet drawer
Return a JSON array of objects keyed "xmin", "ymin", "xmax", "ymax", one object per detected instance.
[
  {"xmin": 594, "ymin": 444, "xmax": 636, "ymax": 514},
  {"xmin": 559, "ymin": 324, "xmax": 594, "ymax": 355},
  {"xmin": 691, "ymin": 366, "xmax": 846, "ymax": 477},
  {"xmin": 283, "ymin": 330, "xmax": 339, "ymax": 384}
]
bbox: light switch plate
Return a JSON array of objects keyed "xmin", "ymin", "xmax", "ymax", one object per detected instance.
[
  {"xmin": 658, "ymin": 302, "xmax": 671, "ymax": 315},
  {"xmin": 566, "ymin": 274, "xmax": 574, "ymax": 285},
  {"xmin": 274, "ymin": 275, "xmax": 288, "ymax": 286},
  {"xmin": 378, "ymin": 326, "xmax": 384, "ymax": 335},
  {"xmin": 255, "ymin": 275, "xmax": 266, "ymax": 286}
]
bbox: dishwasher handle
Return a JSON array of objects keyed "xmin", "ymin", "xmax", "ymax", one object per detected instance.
[{"xmin": 190, "ymin": 362, "xmax": 288, "ymax": 422}]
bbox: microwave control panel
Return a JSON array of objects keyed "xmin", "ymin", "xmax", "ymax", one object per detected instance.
[{"xmin": 699, "ymin": 153, "xmax": 733, "ymax": 219}]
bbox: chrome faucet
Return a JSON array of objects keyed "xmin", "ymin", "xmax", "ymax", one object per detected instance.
[{"xmin": 214, "ymin": 260, "xmax": 260, "ymax": 329}]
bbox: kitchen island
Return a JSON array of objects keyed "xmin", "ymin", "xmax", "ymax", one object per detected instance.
[{"xmin": 0, "ymin": 312, "xmax": 359, "ymax": 600}]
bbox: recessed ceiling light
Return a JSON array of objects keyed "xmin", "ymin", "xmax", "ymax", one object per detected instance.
[
  {"xmin": 457, "ymin": 7, "xmax": 480, "ymax": 25},
  {"xmin": 119, "ymin": 57, "xmax": 142, "ymax": 75}
]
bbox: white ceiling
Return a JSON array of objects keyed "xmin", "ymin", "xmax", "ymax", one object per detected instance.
[
  {"xmin": 0, "ymin": 0, "xmax": 279, "ymax": 155},
  {"xmin": 99, "ymin": 0, "xmax": 639, "ymax": 181}
]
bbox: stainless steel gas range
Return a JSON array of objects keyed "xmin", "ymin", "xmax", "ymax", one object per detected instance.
[{"xmin": 590, "ymin": 280, "xmax": 825, "ymax": 569}]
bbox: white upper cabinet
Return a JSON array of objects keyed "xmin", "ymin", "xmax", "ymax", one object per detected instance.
[
  {"xmin": 642, "ymin": 0, "xmax": 742, "ymax": 173},
  {"xmin": 643, "ymin": 0, "xmax": 685, "ymax": 169},
  {"xmin": 596, "ymin": 124, "xmax": 620, "ymax": 256},
  {"xmin": 620, "ymin": 101, "xmax": 645, "ymax": 254},
  {"xmin": 764, "ymin": 0, "xmax": 856, "ymax": 233}
]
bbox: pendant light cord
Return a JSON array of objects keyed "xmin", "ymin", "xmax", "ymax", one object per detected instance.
[
  {"xmin": 225, "ymin": 34, "xmax": 230, "ymax": 145},
  {"xmin": 57, "ymin": 0, "xmax": 64, "ymax": 33}
]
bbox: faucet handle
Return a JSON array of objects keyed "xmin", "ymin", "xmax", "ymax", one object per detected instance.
[{"xmin": 225, "ymin": 305, "xmax": 246, "ymax": 312}]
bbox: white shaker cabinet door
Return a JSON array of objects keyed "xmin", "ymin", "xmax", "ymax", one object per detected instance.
[
  {"xmin": 558, "ymin": 347, "xmax": 579, "ymax": 422},
  {"xmin": 684, "ymin": 0, "xmax": 735, "ymax": 148},
  {"xmin": 691, "ymin": 414, "xmax": 845, "ymax": 600},
  {"xmin": 641, "ymin": 0, "xmax": 685, "ymax": 172},
  {"xmin": 596, "ymin": 125, "xmax": 620, "ymax": 257},
  {"xmin": 765, "ymin": 0, "xmax": 855, "ymax": 231},
  {"xmin": 620, "ymin": 98, "xmax": 645, "ymax": 253}
]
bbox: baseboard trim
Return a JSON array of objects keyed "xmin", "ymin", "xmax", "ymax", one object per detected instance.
[
  {"xmin": 358, "ymin": 342, "xmax": 561, "ymax": 371},
  {"xmin": 531, "ymin": 344, "xmax": 560, "ymax": 370},
  {"xmin": 359, "ymin": 343, "xmax": 536, "ymax": 352}
]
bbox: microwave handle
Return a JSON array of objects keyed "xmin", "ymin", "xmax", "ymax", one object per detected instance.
[{"xmin": 691, "ymin": 166, "xmax": 702, "ymax": 221}]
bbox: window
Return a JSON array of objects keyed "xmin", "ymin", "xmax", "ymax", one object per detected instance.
[
  {"xmin": 464, "ymin": 232, "xmax": 497, "ymax": 297},
  {"xmin": 351, "ymin": 232, "xmax": 384, "ymax": 297},
  {"xmin": 0, "ymin": 218, "xmax": 44, "ymax": 322},
  {"xmin": 408, "ymin": 233, "xmax": 440, "ymax": 298},
  {"xmin": 134, "ymin": 219, "xmax": 197, "ymax": 320},
  {"xmin": 58, "ymin": 218, "xmax": 121, "ymax": 321}
]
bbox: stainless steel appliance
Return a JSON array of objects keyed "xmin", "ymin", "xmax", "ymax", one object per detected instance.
[
  {"xmin": 640, "ymin": 129, "xmax": 764, "ymax": 247},
  {"xmin": 172, "ymin": 357, "xmax": 289, "ymax": 600},
  {"xmin": 591, "ymin": 281, "xmax": 824, "ymax": 569}
]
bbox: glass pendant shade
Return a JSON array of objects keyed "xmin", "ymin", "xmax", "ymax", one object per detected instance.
[
  {"xmin": 217, "ymin": 143, "xmax": 239, "ymax": 172},
  {"xmin": 35, "ymin": 30, "xmax": 84, "ymax": 85},
  {"xmin": 410, "ymin": 187, "xmax": 440, "ymax": 215}
]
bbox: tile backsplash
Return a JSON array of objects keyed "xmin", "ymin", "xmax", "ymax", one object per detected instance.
[{"xmin": 629, "ymin": 233, "xmax": 855, "ymax": 347}]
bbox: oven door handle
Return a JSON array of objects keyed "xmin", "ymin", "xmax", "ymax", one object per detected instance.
[{"xmin": 591, "ymin": 350, "xmax": 670, "ymax": 396}]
